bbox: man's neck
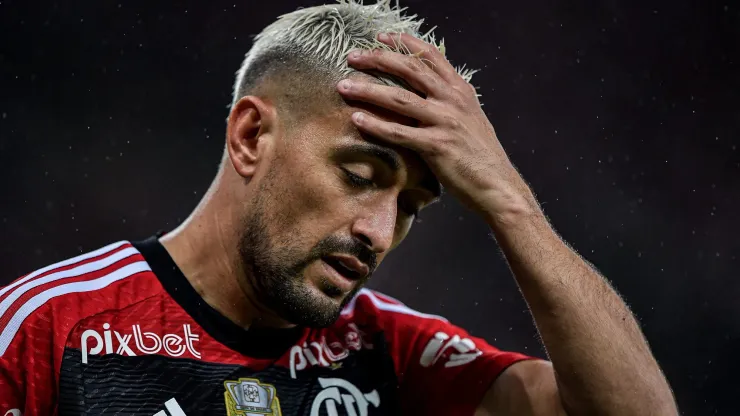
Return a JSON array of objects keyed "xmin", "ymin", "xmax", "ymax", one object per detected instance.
[{"xmin": 158, "ymin": 193, "xmax": 293, "ymax": 330}]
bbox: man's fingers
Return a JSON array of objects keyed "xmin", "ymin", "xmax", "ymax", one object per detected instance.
[
  {"xmin": 350, "ymin": 111, "xmax": 439, "ymax": 156},
  {"xmin": 337, "ymin": 79, "xmax": 438, "ymax": 124},
  {"xmin": 347, "ymin": 48, "xmax": 443, "ymax": 98},
  {"xmin": 378, "ymin": 32, "xmax": 461, "ymax": 85}
]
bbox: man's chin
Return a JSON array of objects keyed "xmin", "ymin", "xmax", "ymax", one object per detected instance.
[
  {"xmin": 308, "ymin": 281, "xmax": 354, "ymax": 312},
  {"xmin": 314, "ymin": 279, "xmax": 364, "ymax": 311},
  {"xmin": 270, "ymin": 283, "xmax": 347, "ymax": 328}
]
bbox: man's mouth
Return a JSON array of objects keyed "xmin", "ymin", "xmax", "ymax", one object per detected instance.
[{"xmin": 321, "ymin": 256, "xmax": 364, "ymax": 281}]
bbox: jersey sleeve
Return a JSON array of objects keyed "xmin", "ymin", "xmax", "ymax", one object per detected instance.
[
  {"xmin": 0, "ymin": 241, "xmax": 156, "ymax": 415},
  {"xmin": 0, "ymin": 276, "xmax": 57, "ymax": 415},
  {"xmin": 354, "ymin": 290, "xmax": 538, "ymax": 415},
  {"xmin": 0, "ymin": 358, "xmax": 24, "ymax": 413}
]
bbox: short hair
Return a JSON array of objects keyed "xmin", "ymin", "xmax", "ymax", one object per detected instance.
[{"xmin": 230, "ymin": 0, "xmax": 476, "ymax": 123}]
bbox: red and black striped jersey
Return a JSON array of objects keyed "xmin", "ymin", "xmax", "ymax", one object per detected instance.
[{"xmin": 0, "ymin": 236, "xmax": 534, "ymax": 415}]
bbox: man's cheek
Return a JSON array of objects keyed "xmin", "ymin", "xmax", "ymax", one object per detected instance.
[{"xmin": 288, "ymin": 169, "xmax": 341, "ymax": 223}]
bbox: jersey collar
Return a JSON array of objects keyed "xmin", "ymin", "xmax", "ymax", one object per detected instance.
[{"xmin": 132, "ymin": 236, "xmax": 306, "ymax": 359}]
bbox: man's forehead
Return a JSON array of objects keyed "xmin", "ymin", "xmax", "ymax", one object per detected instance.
[{"xmin": 330, "ymin": 83, "xmax": 441, "ymax": 199}]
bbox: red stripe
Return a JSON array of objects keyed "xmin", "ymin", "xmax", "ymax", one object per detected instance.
[
  {"xmin": 0, "ymin": 243, "xmax": 132, "ymax": 305},
  {"xmin": 0, "ymin": 245, "xmax": 140, "ymax": 335}
]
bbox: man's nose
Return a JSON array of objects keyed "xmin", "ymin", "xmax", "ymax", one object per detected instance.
[{"xmin": 350, "ymin": 201, "xmax": 397, "ymax": 255}]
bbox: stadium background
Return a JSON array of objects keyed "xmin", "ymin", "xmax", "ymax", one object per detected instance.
[{"xmin": 0, "ymin": 0, "xmax": 737, "ymax": 414}]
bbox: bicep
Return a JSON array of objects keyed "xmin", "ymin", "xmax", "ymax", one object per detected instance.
[{"xmin": 475, "ymin": 360, "xmax": 567, "ymax": 416}]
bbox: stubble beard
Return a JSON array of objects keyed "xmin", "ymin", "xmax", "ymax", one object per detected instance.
[{"xmin": 237, "ymin": 182, "xmax": 363, "ymax": 328}]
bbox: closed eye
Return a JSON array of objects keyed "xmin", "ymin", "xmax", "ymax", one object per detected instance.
[
  {"xmin": 341, "ymin": 168, "xmax": 421, "ymax": 218},
  {"xmin": 342, "ymin": 168, "xmax": 375, "ymax": 188}
]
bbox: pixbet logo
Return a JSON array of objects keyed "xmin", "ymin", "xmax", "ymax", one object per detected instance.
[
  {"xmin": 80, "ymin": 323, "xmax": 201, "ymax": 364},
  {"xmin": 289, "ymin": 323, "xmax": 374, "ymax": 379}
]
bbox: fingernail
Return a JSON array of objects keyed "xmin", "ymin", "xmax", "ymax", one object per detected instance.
[
  {"xmin": 350, "ymin": 50, "xmax": 361, "ymax": 59},
  {"xmin": 378, "ymin": 33, "xmax": 390, "ymax": 42},
  {"xmin": 339, "ymin": 79, "xmax": 353, "ymax": 91},
  {"xmin": 352, "ymin": 112, "xmax": 364, "ymax": 123}
]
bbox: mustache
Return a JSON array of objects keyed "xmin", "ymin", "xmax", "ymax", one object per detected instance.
[{"xmin": 309, "ymin": 235, "xmax": 378, "ymax": 276}]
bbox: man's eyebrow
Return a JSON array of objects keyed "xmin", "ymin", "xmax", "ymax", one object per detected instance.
[{"xmin": 339, "ymin": 142, "xmax": 442, "ymax": 199}]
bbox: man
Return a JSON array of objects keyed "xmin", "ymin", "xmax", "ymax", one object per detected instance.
[{"xmin": 0, "ymin": 1, "xmax": 677, "ymax": 415}]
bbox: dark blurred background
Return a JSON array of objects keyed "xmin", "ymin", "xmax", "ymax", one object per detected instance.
[{"xmin": 1, "ymin": 0, "xmax": 738, "ymax": 414}]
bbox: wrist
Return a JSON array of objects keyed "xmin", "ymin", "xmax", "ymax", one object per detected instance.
[
  {"xmin": 485, "ymin": 200, "xmax": 545, "ymax": 233},
  {"xmin": 480, "ymin": 185, "xmax": 544, "ymax": 232}
]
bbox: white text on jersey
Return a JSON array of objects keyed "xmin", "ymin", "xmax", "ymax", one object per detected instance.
[
  {"xmin": 289, "ymin": 323, "xmax": 374, "ymax": 379},
  {"xmin": 80, "ymin": 323, "xmax": 201, "ymax": 364},
  {"xmin": 419, "ymin": 331, "xmax": 482, "ymax": 368}
]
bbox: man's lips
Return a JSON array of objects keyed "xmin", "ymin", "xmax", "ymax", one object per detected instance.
[
  {"xmin": 319, "ymin": 259, "xmax": 355, "ymax": 294},
  {"xmin": 321, "ymin": 255, "xmax": 369, "ymax": 280}
]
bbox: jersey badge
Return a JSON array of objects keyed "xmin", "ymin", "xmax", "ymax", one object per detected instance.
[{"xmin": 224, "ymin": 378, "xmax": 282, "ymax": 416}]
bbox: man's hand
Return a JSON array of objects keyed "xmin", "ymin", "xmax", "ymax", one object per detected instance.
[
  {"xmin": 337, "ymin": 33, "xmax": 537, "ymax": 224},
  {"xmin": 338, "ymin": 33, "xmax": 678, "ymax": 416}
]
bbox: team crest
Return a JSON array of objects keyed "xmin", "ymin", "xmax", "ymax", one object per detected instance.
[{"xmin": 224, "ymin": 378, "xmax": 282, "ymax": 415}]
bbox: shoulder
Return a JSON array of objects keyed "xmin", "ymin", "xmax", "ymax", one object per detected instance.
[
  {"xmin": 0, "ymin": 240, "xmax": 161, "ymax": 358},
  {"xmin": 338, "ymin": 288, "xmax": 447, "ymax": 328},
  {"xmin": 336, "ymin": 288, "xmax": 534, "ymax": 370},
  {"xmin": 335, "ymin": 288, "xmax": 457, "ymax": 352}
]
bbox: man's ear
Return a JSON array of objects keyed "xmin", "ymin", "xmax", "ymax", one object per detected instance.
[{"xmin": 225, "ymin": 95, "xmax": 277, "ymax": 179}]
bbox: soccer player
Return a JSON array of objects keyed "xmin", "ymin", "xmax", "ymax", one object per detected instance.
[{"xmin": 0, "ymin": 1, "xmax": 677, "ymax": 415}]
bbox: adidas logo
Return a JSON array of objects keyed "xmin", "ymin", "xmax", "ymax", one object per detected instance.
[{"xmin": 153, "ymin": 398, "xmax": 186, "ymax": 416}]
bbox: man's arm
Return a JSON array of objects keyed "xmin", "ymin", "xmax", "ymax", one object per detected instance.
[
  {"xmin": 476, "ymin": 195, "xmax": 678, "ymax": 415},
  {"xmin": 337, "ymin": 32, "xmax": 677, "ymax": 415},
  {"xmin": 476, "ymin": 360, "xmax": 564, "ymax": 416}
]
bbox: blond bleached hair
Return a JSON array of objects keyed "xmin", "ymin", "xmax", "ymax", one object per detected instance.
[{"xmin": 230, "ymin": 0, "xmax": 477, "ymax": 111}]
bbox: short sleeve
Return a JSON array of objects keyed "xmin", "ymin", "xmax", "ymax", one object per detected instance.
[
  {"xmin": 352, "ymin": 290, "xmax": 538, "ymax": 415},
  {"xmin": 0, "ymin": 276, "xmax": 59, "ymax": 415},
  {"xmin": 0, "ymin": 358, "xmax": 24, "ymax": 414}
]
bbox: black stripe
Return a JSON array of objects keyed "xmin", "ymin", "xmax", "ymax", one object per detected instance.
[{"xmin": 131, "ymin": 236, "xmax": 305, "ymax": 359}]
